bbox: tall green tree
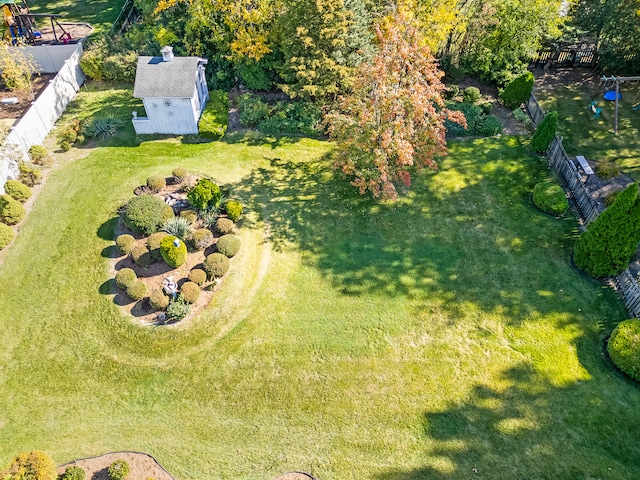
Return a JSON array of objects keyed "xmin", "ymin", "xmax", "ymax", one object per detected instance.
[
  {"xmin": 572, "ymin": 0, "xmax": 640, "ymax": 74},
  {"xmin": 326, "ymin": 16, "xmax": 465, "ymax": 200},
  {"xmin": 574, "ymin": 183, "xmax": 640, "ymax": 277}
]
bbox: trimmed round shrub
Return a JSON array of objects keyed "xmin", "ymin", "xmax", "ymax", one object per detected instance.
[
  {"xmin": 0, "ymin": 222, "xmax": 15, "ymax": 250},
  {"xmin": 0, "ymin": 194, "xmax": 26, "ymax": 225},
  {"xmin": 4, "ymin": 179, "xmax": 32, "ymax": 203},
  {"xmin": 108, "ymin": 460, "xmax": 130, "ymax": 480},
  {"xmin": 192, "ymin": 228, "xmax": 213, "ymax": 250},
  {"xmin": 217, "ymin": 234, "xmax": 241, "ymax": 257},
  {"xmin": 499, "ymin": 71, "xmax": 535, "ymax": 110},
  {"xmin": 530, "ymin": 111, "xmax": 558, "ymax": 153},
  {"xmin": 160, "ymin": 235, "xmax": 188, "ymax": 268},
  {"xmin": 60, "ymin": 140, "xmax": 71, "ymax": 152},
  {"xmin": 215, "ymin": 217, "xmax": 234, "ymax": 234},
  {"xmin": 115, "ymin": 234, "xmax": 135, "ymax": 255},
  {"xmin": 224, "ymin": 200, "xmax": 243, "ymax": 222},
  {"xmin": 179, "ymin": 209, "xmax": 198, "ymax": 224},
  {"xmin": 596, "ymin": 159, "xmax": 620, "ymax": 180},
  {"xmin": 607, "ymin": 319, "xmax": 640, "ymax": 381},
  {"xmin": 5, "ymin": 451, "xmax": 57, "ymax": 480},
  {"xmin": 462, "ymin": 86, "xmax": 481, "ymax": 103},
  {"xmin": 115, "ymin": 268, "xmax": 137, "ymax": 289},
  {"xmin": 172, "ymin": 167, "xmax": 187, "ymax": 181},
  {"xmin": 126, "ymin": 281, "xmax": 147, "ymax": 301},
  {"xmin": 203, "ymin": 252, "xmax": 230, "ymax": 279},
  {"xmin": 131, "ymin": 245, "xmax": 152, "ymax": 267},
  {"xmin": 180, "ymin": 281, "xmax": 201, "ymax": 303},
  {"xmin": 123, "ymin": 195, "xmax": 174, "ymax": 235},
  {"xmin": 147, "ymin": 231, "xmax": 169, "ymax": 260},
  {"xmin": 166, "ymin": 296, "xmax": 191, "ymax": 322},
  {"xmin": 28, "ymin": 145, "xmax": 50, "ymax": 165},
  {"xmin": 189, "ymin": 268, "xmax": 207, "ymax": 286},
  {"xmin": 18, "ymin": 162, "xmax": 42, "ymax": 187},
  {"xmin": 149, "ymin": 289, "xmax": 170, "ymax": 310},
  {"xmin": 187, "ymin": 178, "xmax": 221, "ymax": 211},
  {"xmin": 61, "ymin": 465, "xmax": 86, "ymax": 480},
  {"xmin": 147, "ymin": 175, "xmax": 166, "ymax": 192},
  {"xmin": 532, "ymin": 182, "xmax": 568, "ymax": 216}
]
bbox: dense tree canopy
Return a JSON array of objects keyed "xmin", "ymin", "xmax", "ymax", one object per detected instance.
[{"xmin": 326, "ymin": 17, "xmax": 465, "ymax": 200}]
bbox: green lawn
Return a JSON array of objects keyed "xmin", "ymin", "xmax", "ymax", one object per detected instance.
[
  {"xmin": 0, "ymin": 88, "xmax": 639, "ymax": 479},
  {"xmin": 536, "ymin": 82, "xmax": 640, "ymax": 180},
  {"xmin": 28, "ymin": 0, "xmax": 126, "ymax": 32}
]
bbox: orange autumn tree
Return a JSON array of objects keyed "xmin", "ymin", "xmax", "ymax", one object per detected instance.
[{"xmin": 326, "ymin": 16, "xmax": 465, "ymax": 200}]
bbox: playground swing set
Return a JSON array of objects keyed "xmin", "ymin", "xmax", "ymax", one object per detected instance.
[
  {"xmin": 1, "ymin": 0, "xmax": 71, "ymax": 45},
  {"xmin": 592, "ymin": 75, "xmax": 640, "ymax": 134}
]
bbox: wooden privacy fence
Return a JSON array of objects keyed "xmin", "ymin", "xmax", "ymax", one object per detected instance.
[
  {"xmin": 526, "ymin": 92, "xmax": 640, "ymax": 318},
  {"xmin": 531, "ymin": 47, "xmax": 597, "ymax": 68}
]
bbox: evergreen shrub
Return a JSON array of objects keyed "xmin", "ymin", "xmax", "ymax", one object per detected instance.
[
  {"xmin": 0, "ymin": 194, "xmax": 25, "ymax": 224},
  {"xmin": 192, "ymin": 228, "xmax": 213, "ymax": 250},
  {"xmin": 160, "ymin": 235, "xmax": 187, "ymax": 268},
  {"xmin": 147, "ymin": 175, "xmax": 166, "ymax": 192},
  {"xmin": 532, "ymin": 182, "xmax": 568, "ymax": 216},
  {"xmin": 115, "ymin": 234, "xmax": 135, "ymax": 255},
  {"xmin": 172, "ymin": 168, "xmax": 187, "ymax": 181},
  {"xmin": 0, "ymin": 222, "xmax": 14, "ymax": 250},
  {"xmin": 215, "ymin": 217, "xmax": 234, "ymax": 234},
  {"xmin": 4, "ymin": 450, "xmax": 57, "ymax": 480},
  {"xmin": 147, "ymin": 232, "xmax": 168, "ymax": 260},
  {"xmin": 123, "ymin": 195, "xmax": 174, "ymax": 235},
  {"xmin": 574, "ymin": 183, "xmax": 640, "ymax": 277},
  {"xmin": 4, "ymin": 180, "xmax": 31, "ymax": 203},
  {"xmin": 187, "ymin": 178, "xmax": 221, "ymax": 211},
  {"xmin": 61, "ymin": 466, "xmax": 86, "ymax": 480},
  {"xmin": 189, "ymin": 268, "xmax": 207, "ymax": 285},
  {"xmin": 166, "ymin": 296, "xmax": 191, "ymax": 322},
  {"xmin": 108, "ymin": 460, "xmax": 130, "ymax": 480},
  {"xmin": 499, "ymin": 72, "xmax": 535, "ymax": 110},
  {"xmin": 131, "ymin": 245, "xmax": 152, "ymax": 267},
  {"xmin": 126, "ymin": 281, "xmax": 147, "ymax": 301},
  {"xmin": 179, "ymin": 209, "xmax": 198, "ymax": 224},
  {"xmin": 530, "ymin": 111, "xmax": 558, "ymax": 153},
  {"xmin": 217, "ymin": 234, "xmax": 241, "ymax": 257},
  {"xmin": 28, "ymin": 145, "xmax": 51, "ymax": 166},
  {"xmin": 224, "ymin": 200, "xmax": 243, "ymax": 222},
  {"xmin": 203, "ymin": 252, "xmax": 230, "ymax": 279},
  {"xmin": 149, "ymin": 289, "xmax": 169, "ymax": 310},
  {"xmin": 180, "ymin": 281, "xmax": 200, "ymax": 303},
  {"xmin": 462, "ymin": 86, "xmax": 481, "ymax": 103},
  {"xmin": 607, "ymin": 318, "xmax": 640, "ymax": 381},
  {"xmin": 18, "ymin": 162, "xmax": 42, "ymax": 187},
  {"xmin": 115, "ymin": 268, "xmax": 137, "ymax": 289}
]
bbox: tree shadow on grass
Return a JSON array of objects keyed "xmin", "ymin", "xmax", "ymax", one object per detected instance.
[
  {"xmin": 221, "ymin": 130, "xmax": 306, "ymax": 149},
  {"xmin": 230, "ymin": 137, "xmax": 625, "ymax": 327},
  {"xmin": 97, "ymin": 216, "xmax": 119, "ymax": 241},
  {"xmin": 375, "ymin": 363, "xmax": 640, "ymax": 480}
]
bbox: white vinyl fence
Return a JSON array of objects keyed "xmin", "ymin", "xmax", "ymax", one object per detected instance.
[{"xmin": 0, "ymin": 42, "xmax": 85, "ymax": 193}]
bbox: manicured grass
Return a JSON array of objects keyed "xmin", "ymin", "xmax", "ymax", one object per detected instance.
[
  {"xmin": 0, "ymin": 88, "xmax": 638, "ymax": 479},
  {"xmin": 28, "ymin": 0, "xmax": 125, "ymax": 32},
  {"xmin": 536, "ymin": 82, "xmax": 640, "ymax": 180}
]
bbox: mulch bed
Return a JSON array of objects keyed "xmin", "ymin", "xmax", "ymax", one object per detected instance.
[
  {"xmin": 0, "ymin": 74, "xmax": 55, "ymax": 120},
  {"xmin": 57, "ymin": 452, "xmax": 174, "ymax": 480}
]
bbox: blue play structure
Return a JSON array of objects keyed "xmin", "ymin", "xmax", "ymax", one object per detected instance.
[{"xmin": 604, "ymin": 90, "xmax": 622, "ymax": 101}]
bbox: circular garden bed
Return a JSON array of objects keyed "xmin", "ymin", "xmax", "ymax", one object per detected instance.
[{"xmin": 109, "ymin": 168, "xmax": 243, "ymax": 325}]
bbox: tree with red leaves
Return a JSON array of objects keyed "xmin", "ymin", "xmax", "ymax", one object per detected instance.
[{"xmin": 326, "ymin": 16, "xmax": 466, "ymax": 201}]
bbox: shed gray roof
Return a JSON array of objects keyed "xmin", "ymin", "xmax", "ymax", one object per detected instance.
[{"xmin": 133, "ymin": 56, "xmax": 207, "ymax": 98}]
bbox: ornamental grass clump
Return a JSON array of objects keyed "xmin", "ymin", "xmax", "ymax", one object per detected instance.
[
  {"xmin": 532, "ymin": 182, "xmax": 568, "ymax": 216},
  {"xmin": 607, "ymin": 318, "xmax": 640, "ymax": 381},
  {"xmin": 596, "ymin": 159, "xmax": 621, "ymax": 180},
  {"xmin": 161, "ymin": 216, "xmax": 192, "ymax": 240},
  {"xmin": 123, "ymin": 195, "xmax": 174, "ymax": 235},
  {"xmin": 160, "ymin": 235, "xmax": 187, "ymax": 268},
  {"xmin": 4, "ymin": 180, "xmax": 31, "ymax": 203},
  {"xmin": 115, "ymin": 234, "xmax": 135, "ymax": 255},
  {"xmin": 115, "ymin": 268, "xmax": 136, "ymax": 289},
  {"xmin": 82, "ymin": 114, "xmax": 124, "ymax": 140}
]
